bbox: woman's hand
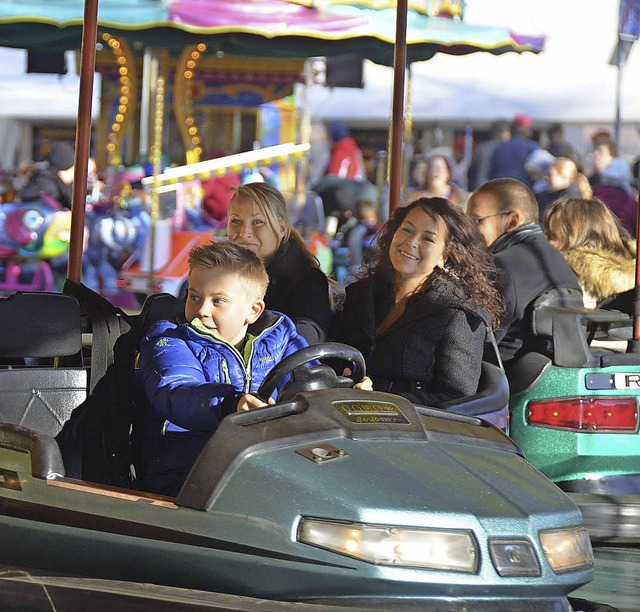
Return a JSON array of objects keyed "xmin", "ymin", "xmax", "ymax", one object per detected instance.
[
  {"xmin": 237, "ymin": 393, "xmax": 276, "ymax": 412},
  {"xmin": 343, "ymin": 368, "xmax": 374, "ymax": 391},
  {"xmin": 354, "ymin": 376, "xmax": 373, "ymax": 390}
]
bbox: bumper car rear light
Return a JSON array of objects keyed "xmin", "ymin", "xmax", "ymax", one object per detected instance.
[
  {"xmin": 539, "ymin": 527, "xmax": 594, "ymax": 573},
  {"xmin": 527, "ymin": 397, "xmax": 638, "ymax": 431},
  {"xmin": 298, "ymin": 518, "xmax": 478, "ymax": 572}
]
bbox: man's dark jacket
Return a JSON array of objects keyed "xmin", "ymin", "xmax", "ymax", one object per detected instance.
[{"xmin": 492, "ymin": 223, "xmax": 581, "ymax": 362}]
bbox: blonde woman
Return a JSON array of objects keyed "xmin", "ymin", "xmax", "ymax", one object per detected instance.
[
  {"xmin": 543, "ymin": 197, "xmax": 635, "ymax": 306},
  {"xmin": 227, "ymin": 182, "xmax": 332, "ymax": 344}
]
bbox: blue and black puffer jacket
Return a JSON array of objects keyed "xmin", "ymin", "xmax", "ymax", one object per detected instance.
[{"xmin": 140, "ymin": 309, "xmax": 308, "ymax": 435}]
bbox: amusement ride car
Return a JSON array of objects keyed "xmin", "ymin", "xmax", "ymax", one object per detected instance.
[{"xmin": 0, "ymin": 290, "xmax": 595, "ymax": 611}]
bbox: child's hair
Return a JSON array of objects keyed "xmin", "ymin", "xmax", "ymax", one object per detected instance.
[
  {"xmin": 229, "ymin": 182, "xmax": 320, "ymax": 269},
  {"xmin": 188, "ymin": 241, "xmax": 269, "ymax": 298}
]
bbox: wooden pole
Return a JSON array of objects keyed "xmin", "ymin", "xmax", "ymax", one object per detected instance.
[
  {"xmin": 387, "ymin": 0, "xmax": 408, "ymax": 216},
  {"xmin": 67, "ymin": 0, "xmax": 98, "ymax": 284}
]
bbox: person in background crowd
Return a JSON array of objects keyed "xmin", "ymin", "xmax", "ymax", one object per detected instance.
[
  {"xmin": 19, "ymin": 141, "xmax": 76, "ymax": 209},
  {"xmin": 409, "ymin": 154, "xmax": 467, "ymax": 208},
  {"xmin": 450, "ymin": 133, "xmax": 469, "ymax": 191},
  {"xmin": 591, "ymin": 149, "xmax": 638, "ymax": 235},
  {"xmin": 467, "ymin": 120, "xmax": 511, "ymax": 191},
  {"xmin": 227, "ymin": 182, "xmax": 333, "ymax": 345},
  {"xmin": 489, "ymin": 113, "xmax": 540, "ymax": 187},
  {"xmin": 536, "ymin": 157, "xmax": 593, "ymax": 219},
  {"xmin": 335, "ymin": 197, "xmax": 502, "ymax": 407},
  {"xmin": 547, "ymin": 122, "xmax": 578, "ymax": 162},
  {"xmin": 524, "ymin": 149, "xmax": 556, "ymax": 202},
  {"xmin": 325, "ymin": 122, "xmax": 365, "ymax": 181},
  {"xmin": 542, "ymin": 197, "xmax": 636, "ymax": 307},
  {"xmin": 588, "ymin": 129, "xmax": 614, "ymax": 188},
  {"xmin": 467, "ymin": 178, "xmax": 581, "ymax": 362}
]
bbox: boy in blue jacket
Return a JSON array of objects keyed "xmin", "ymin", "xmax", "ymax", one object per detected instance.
[{"xmin": 139, "ymin": 241, "xmax": 308, "ymax": 495}]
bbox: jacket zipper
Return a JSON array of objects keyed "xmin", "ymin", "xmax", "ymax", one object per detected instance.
[{"xmin": 190, "ymin": 315, "xmax": 283, "ymax": 393}]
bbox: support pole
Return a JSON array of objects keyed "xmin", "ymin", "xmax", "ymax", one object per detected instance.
[
  {"xmin": 387, "ymin": 0, "xmax": 408, "ymax": 216},
  {"xmin": 67, "ymin": 0, "xmax": 98, "ymax": 284}
]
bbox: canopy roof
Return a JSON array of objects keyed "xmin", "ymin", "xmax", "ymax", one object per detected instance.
[{"xmin": 0, "ymin": 0, "xmax": 544, "ymax": 66}]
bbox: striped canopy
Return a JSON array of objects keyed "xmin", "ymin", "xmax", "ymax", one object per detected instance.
[{"xmin": 0, "ymin": 0, "xmax": 544, "ymax": 66}]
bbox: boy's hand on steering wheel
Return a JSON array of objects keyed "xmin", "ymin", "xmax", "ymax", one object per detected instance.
[
  {"xmin": 237, "ymin": 393, "xmax": 276, "ymax": 412},
  {"xmin": 343, "ymin": 368, "xmax": 373, "ymax": 391}
]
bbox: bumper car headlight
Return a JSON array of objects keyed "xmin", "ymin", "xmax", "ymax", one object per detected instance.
[
  {"xmin": 298, "ymin": 518, "xmax": 478, "ymax": 572},
  {"xmin": 539, "ymin": 527, "xmax": 594, "ymax": 573}
]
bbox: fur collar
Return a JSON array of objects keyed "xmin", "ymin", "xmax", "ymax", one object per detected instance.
[{"xmin": 563, "ymin": 246, "xmax": 635, "ymax": 302}]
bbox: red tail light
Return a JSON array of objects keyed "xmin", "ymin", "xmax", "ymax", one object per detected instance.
[
  {"xmin": 527, "ymin": 397, "xmax": 639, "ymax": 432},
  {"xmin": 116, "ymin": 279, "xmax": 129, "ymax": 288}
]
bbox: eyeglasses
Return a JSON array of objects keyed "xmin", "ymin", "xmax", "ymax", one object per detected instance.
[{"xmin": 470, "ymin": 211, "xmax": 512, "ymax": 224}]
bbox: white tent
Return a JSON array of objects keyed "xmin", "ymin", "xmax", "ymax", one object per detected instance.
[
  {"xmin": 305, "ymin": 0, "xmax": 640, "ymax": 155},
  {"xmin": 0, "ymin": 49, "xmax": 100, "ymax": 170}
]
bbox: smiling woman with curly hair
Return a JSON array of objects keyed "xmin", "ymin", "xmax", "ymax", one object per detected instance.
[{"xmin": 335, "ymin": 197, "xmax": 503, "ymax": 407}]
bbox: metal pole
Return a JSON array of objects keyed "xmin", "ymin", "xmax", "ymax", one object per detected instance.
[
  {"xmin": 67, "ymin": 0, "xmax": 98, "ymax": 284},
  {"xmin": 139, "ymin": 47, "xmax": 153, "ymax": 160},
  {"xmin": 147, "ymin": 50, "xmax": 165, "ymax": 291},
  {"xmin": 388, "ymin": 0, "xmax": 408, "ymax": 216},
  {"xmin": 615, "ymin": 49, "xmax": 624, "ymax": 145}
]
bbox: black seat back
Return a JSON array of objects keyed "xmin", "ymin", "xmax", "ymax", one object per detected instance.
[
  {"xmin": 437, "ymin": 361, "xmax": 509, "ymax": 430},
  {"xmin": 529, "ymin": 287, "xmax": 630, "ymax": 367},
  {"xmin": 0, "ymin": 292, "xmax": 87, "ymax": 437}
]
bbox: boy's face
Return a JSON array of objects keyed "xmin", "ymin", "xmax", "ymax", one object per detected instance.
[{"xmin": 186, "ymin": 266, "xmax": 264, "ymax": 348}]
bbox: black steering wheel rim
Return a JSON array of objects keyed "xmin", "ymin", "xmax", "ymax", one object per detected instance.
[{"xmin": 257, "ymin": 342, "xmax": 366, "ymax": 401}]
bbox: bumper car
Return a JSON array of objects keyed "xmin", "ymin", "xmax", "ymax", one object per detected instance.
[
  {"xmin": 0, "ymin": 290, "xmax": 595, "ymax": 611},
  {"xmin": 506, "ymin": 288, "xmax": 640, "ymax": 543}
]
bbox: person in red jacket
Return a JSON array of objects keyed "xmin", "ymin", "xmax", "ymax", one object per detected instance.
[{"xmin": 325, "ymin": 122, "xmax": 365, "ymax": 181}]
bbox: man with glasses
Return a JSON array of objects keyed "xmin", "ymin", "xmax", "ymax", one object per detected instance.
[{"xmin": 467, "ymin": 178, "xmax": 581, "ymax": 362}]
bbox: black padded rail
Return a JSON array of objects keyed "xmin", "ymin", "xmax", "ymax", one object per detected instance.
[
  {"xmin": 137, "ymin": 293, "xmax": 186, "ymax": 343},
  {"xmin": 0, "ymin": 292, "xmax": 82, "ymax": 359},
  {"xmin": 0, "ymin": 423, "xmax": 65, "ymax": 479}
]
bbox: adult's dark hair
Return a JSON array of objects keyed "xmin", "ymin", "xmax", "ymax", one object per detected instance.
[
  {"xmin": 472, "ymin": 177, "xmax": 539, "ymax": 224},
  {"xmin": 365, "ymin": 197, "xmax": 503, "ymax": 327}
]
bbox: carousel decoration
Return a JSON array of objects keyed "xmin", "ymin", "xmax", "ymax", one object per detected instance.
[
  {"xmin": 101, "ymin": 33, "xmax": 138, "ymax": 167},
  {"xmin": 173, "ymin": 43, "xmax": 207, "ymax": 164}
]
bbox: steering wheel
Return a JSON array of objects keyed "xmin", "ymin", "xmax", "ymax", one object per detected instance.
[{"xmin": 257, "ymin": 342, "xmax": 366, "ymax": 403}]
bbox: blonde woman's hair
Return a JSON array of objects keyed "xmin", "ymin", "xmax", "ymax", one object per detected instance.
[
  {"xmin": 542, "ymin": 197, "xmax": 635, "ymax": 258},
  {"xmin": 229, "ymin": 183, "xmax": 320, "ymax": 268},
  {"xmin": 551, "ymin": 157, "xmax": 593, "ymax": 198}
]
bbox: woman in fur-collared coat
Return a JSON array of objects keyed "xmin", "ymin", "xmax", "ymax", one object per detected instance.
[{"xmin": 543, "ymin": 197, "xmax": 636, "ymax": 306}]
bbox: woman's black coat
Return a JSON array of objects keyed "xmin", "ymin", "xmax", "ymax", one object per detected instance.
[
  {"xmin": 336, "ymin": 271, "xmax": 490, "ymax": 406},
  {"xmin": 265, "ymin": 238, "xmax": 332, "ymax": 345}
]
